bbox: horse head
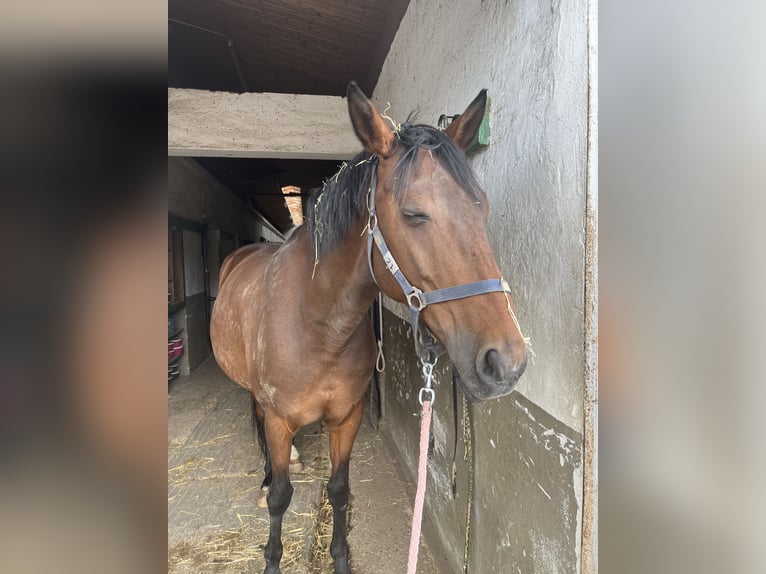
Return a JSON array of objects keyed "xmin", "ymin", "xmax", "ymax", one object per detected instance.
[{"xmin": 347, "ymin": 82, "xmax": 528, "ymax": 402}]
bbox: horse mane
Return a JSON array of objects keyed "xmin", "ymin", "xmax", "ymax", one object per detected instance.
[{"xmin": 306, "ymin": 122, "xmax": 482, "ymax": 259}]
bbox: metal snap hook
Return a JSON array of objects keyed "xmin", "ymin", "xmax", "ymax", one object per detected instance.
[{"xmin": 421, "ymin": 360, "xmax": 435, "ymax": 384}]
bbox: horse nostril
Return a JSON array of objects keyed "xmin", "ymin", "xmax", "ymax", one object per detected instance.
[
  {"xmin": 478, "ymin": 347, "xmax": 526, "ymax": 386},
  {"xmin": 480, "ymin": 349, "xmax": 507, "ymax": 384}
]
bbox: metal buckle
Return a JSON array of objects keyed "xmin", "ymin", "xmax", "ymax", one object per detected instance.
[
  {"xmin": 419, "ymin": 387, "xmax": 435, "ymax": 405},
  {"xmin": 382, "ymin": 250, "xmax": 399, "ymax": 274},
  {"xmin": 407, "ymin": 287, "xmax": 426, "ymax": 311}
]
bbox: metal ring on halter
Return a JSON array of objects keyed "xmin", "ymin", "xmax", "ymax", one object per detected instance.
[
  {"xmin": 407, "ymin": 287, "xmax": 426, "ymax": 311},
  {"xmin": 367, "ymin": 214, "xmax": 378, "ymax": 233},
  {"xmin": 419, "ymin": 387, "xmax": 435, "ymax": 405}
]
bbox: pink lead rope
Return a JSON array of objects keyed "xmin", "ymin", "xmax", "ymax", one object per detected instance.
[
  {"xmin": 407, "ymin": 357, "xmax": 437, "ymax": 574},
  {"xmin": 407, "ymin": 398, "xmax": 432, "ymax": 574}
]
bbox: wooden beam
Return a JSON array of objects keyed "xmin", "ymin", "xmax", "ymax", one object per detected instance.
[{"xmin": 168, "ymin": 88, "xmax": 361, "ymax": 159}]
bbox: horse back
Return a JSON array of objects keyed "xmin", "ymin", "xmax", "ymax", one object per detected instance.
[
  {"xmin": 219, "ymin": 243, "xmax": 278, "ymax": 288},
  {"xmin": 211, "ymin": 242, "xmax": 278, "ymax": 391}
]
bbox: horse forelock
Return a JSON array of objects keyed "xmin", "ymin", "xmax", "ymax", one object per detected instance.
[
  {"xmin": 392, "ymin": 123, "xmax": 482, "ymax": 202},
  {"xmin": 307, "ymin": 123, "xmax": 482, "ymax": 259}
]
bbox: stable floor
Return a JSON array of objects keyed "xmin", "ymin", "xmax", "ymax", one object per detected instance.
[{"xmin": 168, "ymin": 357, "xmax": 444, "ymax": 573}]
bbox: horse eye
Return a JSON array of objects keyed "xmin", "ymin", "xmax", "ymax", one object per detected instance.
[{"xmin": 401, "ymin": 210, "xmax": 430, "ymax": 223}]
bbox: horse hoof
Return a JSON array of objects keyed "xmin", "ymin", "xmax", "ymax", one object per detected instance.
[
  {"xmin": 333, "ymin": 558, "xmax": 352, "ymax": 574},
  {"xmin": 257, "ymin": 486, "xmax": 269, "ymax": 509}
]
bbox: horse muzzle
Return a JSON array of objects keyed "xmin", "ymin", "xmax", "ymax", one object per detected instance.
[{"xmin": 455, "ymin": 344, "xmax": 527, "ymax": 403}]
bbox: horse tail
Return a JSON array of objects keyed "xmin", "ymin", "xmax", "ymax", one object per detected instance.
[{"xmin": 251, "ymin": 396, "xmax": 268, "ymax": 457}]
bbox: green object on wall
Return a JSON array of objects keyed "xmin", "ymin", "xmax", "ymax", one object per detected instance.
[{"xmin": 465, "ymin": 95, "xmax": 490, "ymax": 155}]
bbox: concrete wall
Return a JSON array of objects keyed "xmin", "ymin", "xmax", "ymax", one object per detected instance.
[
  {"xmin": 169, "ymin": 157, "xmax": 263, "ymax": 242},
  {"xmin": 169, "ymin": 157, "xmax": 281, "ymax": 374},
  {"xmin": 372, "ymin": 1, "xmax": 592, "ymax": 572},
  {"xmin": 255, "ymin": 219, "xmax": 283, "ymax": 243},
  {"xmin": 168, "ymin": 156, "xmax": 284, "ymax": 285},
  {"xmin": 168, "ymin": 89, "xmax": 360, "ymax": 159}
]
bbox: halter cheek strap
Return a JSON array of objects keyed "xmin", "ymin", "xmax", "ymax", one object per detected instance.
[{"xmin": 364, "ymin": 159, "xmax": 512, "ymax": 360}]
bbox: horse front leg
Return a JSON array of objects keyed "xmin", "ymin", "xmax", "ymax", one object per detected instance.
[
  {"xmin": 262, "ymin": 414, "xmax": 295, "ymax": 574},
  {"xmin": 326, "ymin": 401, "xmax": 363, "ymax": 574}
]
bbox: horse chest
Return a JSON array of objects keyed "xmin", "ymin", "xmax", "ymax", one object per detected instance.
[{"xmin": 253, "ymin": 346, "xmax": 370, "ymax": 416}]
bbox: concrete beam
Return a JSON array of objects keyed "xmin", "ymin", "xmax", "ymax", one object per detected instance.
[{"xmin": 168, "ymin": 88, "xmax": 360, "ymax": 159}]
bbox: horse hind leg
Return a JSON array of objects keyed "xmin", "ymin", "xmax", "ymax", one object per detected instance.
[
  {"xmin": 262, "ymin": 413, "xmax": 296, "ymax": 574},
  {"xmin": 253, "ymin": 398, "xmax": 303, "ymax": 509},
  {"xmin": 326, "ymin": 401, "xmax": 364, "ymax": 574},
  {"xmin": 289, "ymin": 443, "xmax": 304, "ymax": 473},
  {"xmin": 252, "ymin": 399, "xmax": 273, "ymax": 508}
]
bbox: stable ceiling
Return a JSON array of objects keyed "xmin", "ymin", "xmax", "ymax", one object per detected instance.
[
  {"xmin": 169, "ymin": 0, "xmax": 409, "ymax": 232},
  {"xmin": 169, "ymin": 0, "xmax": 409, "ymax": 96}
]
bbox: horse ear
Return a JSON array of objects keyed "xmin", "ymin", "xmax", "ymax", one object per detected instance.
[
  {"xmin": 346, "ymin": 81, "xmax": 396, "ymax": 158},
  {"xmin": 444, "ymin": 89, "xmax": 488, "ymax": 150}
]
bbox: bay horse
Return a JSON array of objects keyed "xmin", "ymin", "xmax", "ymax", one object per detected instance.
[{"xmin": 210, "ymin": 82, "xmax": 527, "ymax": 574}]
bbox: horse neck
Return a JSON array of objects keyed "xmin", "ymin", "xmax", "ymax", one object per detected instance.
[{"xmin": 304, "ymin": 225, "xmax": 378, "ymax": 347}]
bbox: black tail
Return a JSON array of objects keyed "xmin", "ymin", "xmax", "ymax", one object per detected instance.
[{"xmin": 252, "ymin": 396, "xmax": 268, "ymax": 457}]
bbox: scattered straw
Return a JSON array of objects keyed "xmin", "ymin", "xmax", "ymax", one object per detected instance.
[
  {"xmin": 168, "ymin": 457, "xmax": 215, "ymax": 475},
  {"xmin": 169, "ymin": 519, "xmax": 305, "ymax": 573},
  {"xmin": 333, "ymin": 161, "xmax": 348, "ymax": 183},
  {"xmin": 169, "ymin": 421, "xmax": 338, "ymax": 573},
  {"xmin": 354, "ymin": 155, "xmax": 375, "ymax": 167},
  {"xmin": 502, "ymin": 284, "xmax": 536, "ymax": 364},
  {"xmin": 380, "ymin": 102, "xmax": 402, "ymax": 133},
  {"xmin": 308, "ymin": 488, "xmax": 335, "ymax": 573},
  {"xmin": 311, "ymin": 192, "xmax": 326, "ymax": 279},
  {"xmin": 187, "ymin": 434, "xmax": 234, "ymax": 448},
  {"xmin": 168, "ymin": 457, "xmax": 218, "ymax": 487}
]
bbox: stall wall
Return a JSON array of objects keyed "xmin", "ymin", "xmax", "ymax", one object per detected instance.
[
  {"xmin": 372, "ymin": 1, "xmax": 590, "ymax": 572},
  {"xmin": 169, "ymin": 157, "xmax": 273, "ymax": 373},
  {"xmin": 169, "ymin": 157, "xmax": 263, "ymax": 248}
]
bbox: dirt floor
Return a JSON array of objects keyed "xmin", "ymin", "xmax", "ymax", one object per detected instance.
[{"xmin": 168, "ymin": 357, "xmax": 446, "ymax": 574}]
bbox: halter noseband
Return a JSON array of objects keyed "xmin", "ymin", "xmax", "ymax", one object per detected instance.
[{"xmin": 365, "ymin": 158, "xmax": 512, "ymax": 361}]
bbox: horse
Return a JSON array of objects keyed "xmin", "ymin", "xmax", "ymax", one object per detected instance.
[{"xmin": 210, "ymin": 81, "xmax": 528, "ymax": 574}]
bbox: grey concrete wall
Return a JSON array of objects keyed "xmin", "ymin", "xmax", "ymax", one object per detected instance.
[
  {"xmin": 168, "ymin": 89, "xmax": 360, "ymax": 159},
  {"xmin": 169, "ymin": 157, "xmax": 279, "ymax": 374},
  {"xmin": 168, "ymin": 156, "xmax": 282, "ymax": 290},
  {"xmin": 169, "ymin": 157, "xmax": 262, "ymax": 242},
  {"xmin": 256, "ymin": 220, "xmax": 283, "ymax": 243},
  {"xmin": 372, "ymin": 1, "xmax": 591, "ymax": 572}
]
